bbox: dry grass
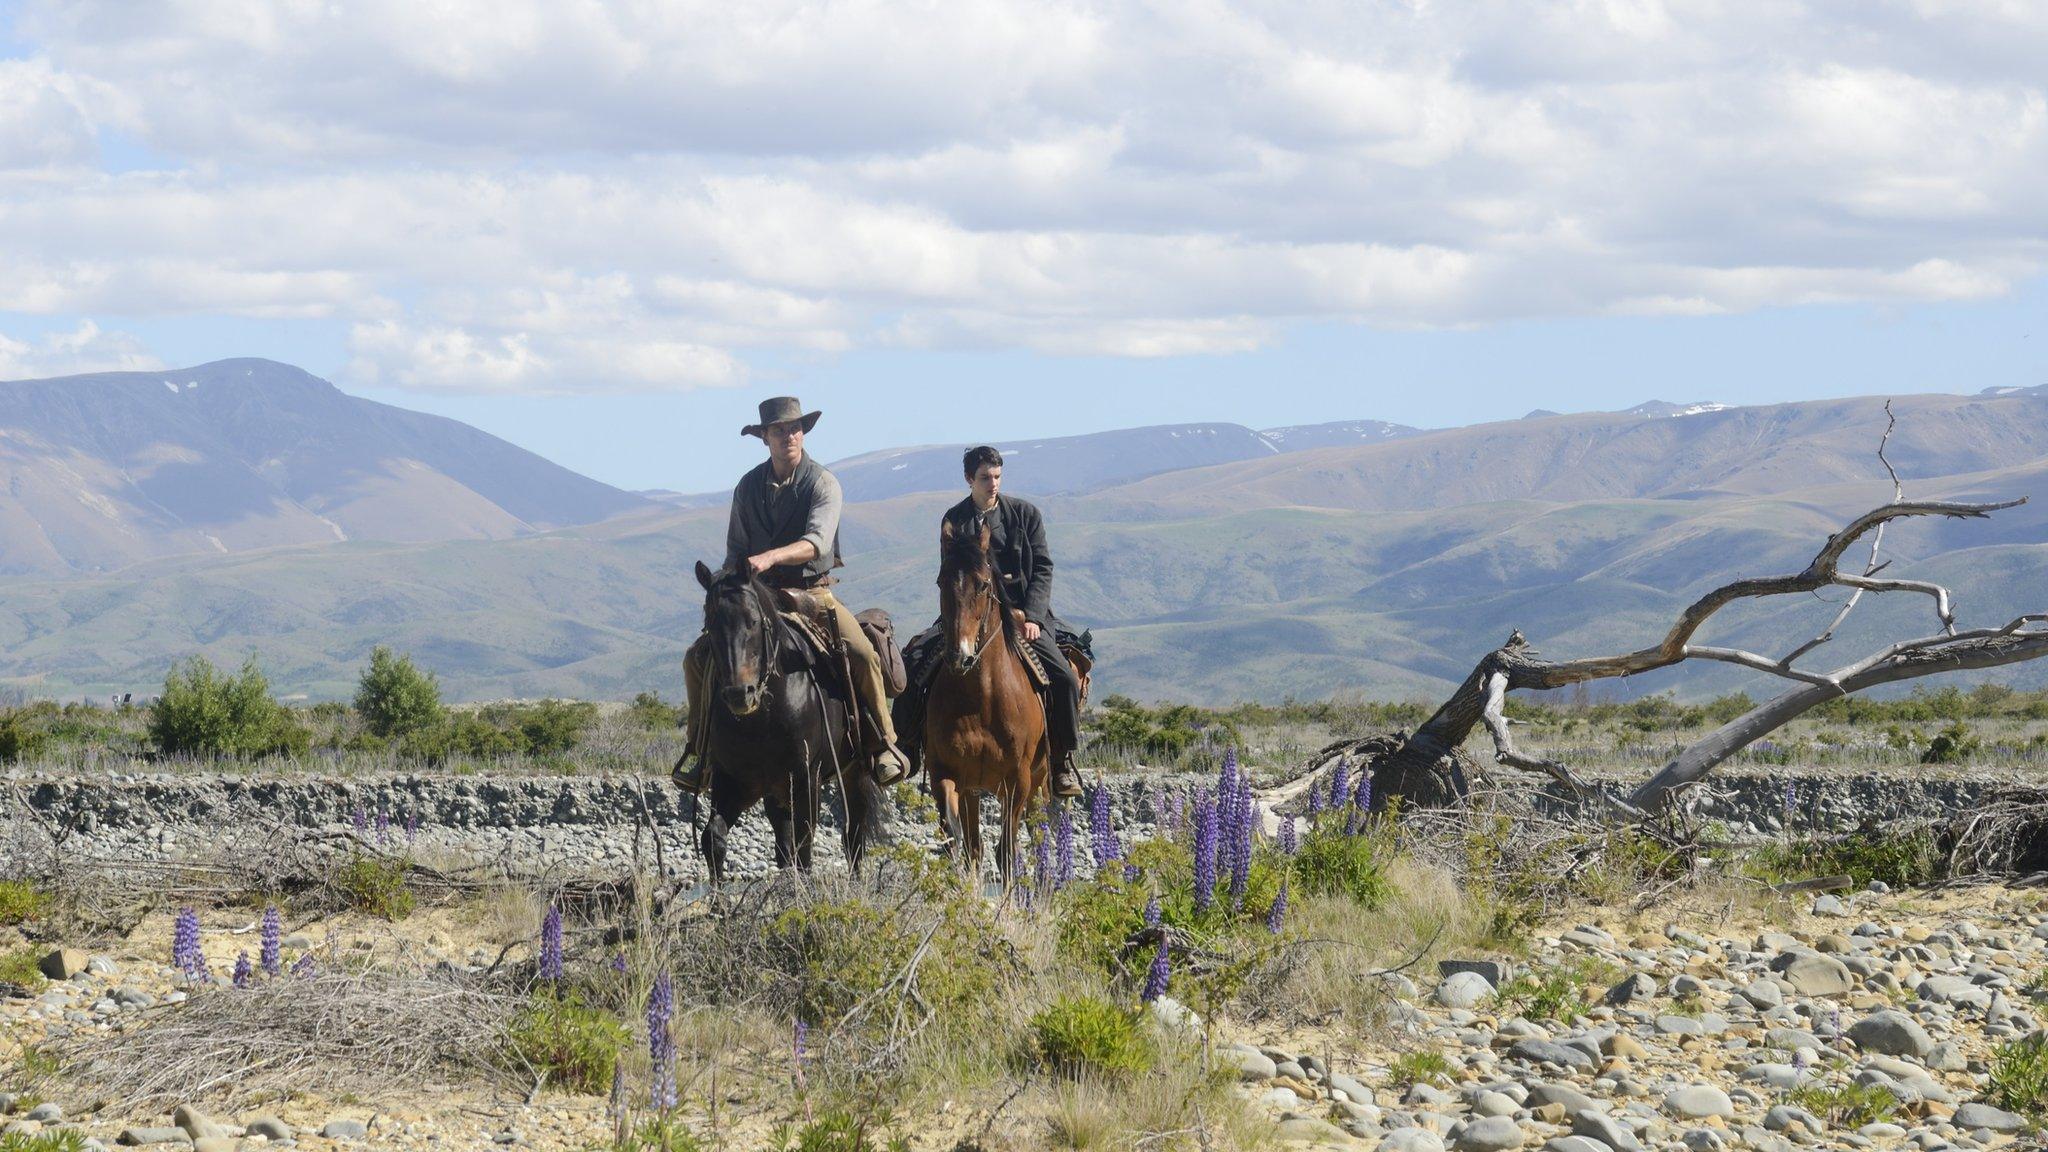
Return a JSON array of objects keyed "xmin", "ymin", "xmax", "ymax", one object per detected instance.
[{"xmin": 41, "ymin": 965, "xmax": 527, "ymax": 1111}]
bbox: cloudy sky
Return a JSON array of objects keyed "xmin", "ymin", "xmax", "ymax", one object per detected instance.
[{"xmin": 1, "ymin": 0, "xmax": 2044, "ymax": 491}]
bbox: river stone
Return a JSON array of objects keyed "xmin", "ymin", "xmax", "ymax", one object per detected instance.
[
  {"xmin": 1606, "ymin": 973, "xmax": 1657, "ymax": 1006},
  {"xmin": 1662, "ymin": 1085, "xmax": 1733, "ymax": 1120},
  {"xmin": 1762, "ymin": 1105, "xmax": 1824, "ymax": 1136},
  {"xmin": 1917, "ymin": 975, "xmax": 1993, "ymax": 1011},
  {"xmin": 321, "ymin": 1120, "xmax": 370, "ymax": 1140},
  {"xmin": 1545, "ymin": 1139, "xmax": 1611, "ymax": 1152},
  {"xmin": 1277, "ymin": 1115, "xmax": 1353, "ymax": 1144},
  {"xmin": 1438, "ymin": 971, "xmax": 1496, "ymax": 1009},
  {"xmin": 1846, "ymin": 1010, "xmax": 1934, "ymax": 1057},
  {"xmin": 1508, "ymin": 1038, "xmax": 1596, "ymax": 1071},
  {"xmin": 1952, "ymin": 1103, "xmax": 2027, "ymax": 1133},
  {"xmin": 191, "ymin": 1139, "xmax": 237, "ymax": 1152},
  {"xmin": 1524, "ymin": 1083, "xmax": 1598, "ymax": 1116},
  {"xmin": 1738, "ymin": 981, "xmax": 1783, "ymax": 1010},
  {"xmin": 1769, "ymin": 951, "xmax": 1853, "ymax": 996},
  {"xmin": 39, "ymin": 949, "xmax": 88, "ymax": 980},
  {"xmin": 22, "ymin": 1104, "xmax": 61, "ymax": 1123},
  {"xmin": 1381, "ymin": 1131, "xmax": 1447, "ymax": 1152},
  {"xmin": 116, "ymin": 1130, "xmax": 189, "ymax": 1146},
  {"xmin": 1454, "ymin": 1117, "xmax": 1526, "ymax": 1152},
  {"xmin": 1441, "ymin": 959, "xmax": 1510, "ymax": 987},
  {"xmin": 1329, "ymin": 1072, "xmax": 1373, "ymax": 1103},
  {"xmin": 241, "ymin": 1116, "xmax": 292, "ymax": 1141},
  {"xmin": 1217, "ymin": 1046, "xmax": 1278, "ymax": 1081},
  {"xmin": 1570, "ymin": 1110, "xmax": 1643, "ymax": 1152}
]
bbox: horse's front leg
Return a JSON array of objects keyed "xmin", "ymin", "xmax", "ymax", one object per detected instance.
[
  {"xmin": 700, "ymin": 774, "xmax": 755, "ymax": 886},
  {"xmin": 764, "ymin": 793, "xmax": 796, "ymax": 870},
  {"xmin": 997, "ymin": 780, "xmax": 1022, "ymax": 893},
  {"xmin": 931, "ymin": 768, "xmax": 964, "ymax": 863}
]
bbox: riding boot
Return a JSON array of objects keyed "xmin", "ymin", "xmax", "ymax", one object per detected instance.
[
  {"xmin": 671, "ymin": 744, "xmax": 708, "ymax": 795},
  {"xmin": 871, "ymin": 740, "xmax": 910, "ymax": 788},
  {"xmin": 1051, "ymin": 749, "xmax": 1083, "ymax": 799}
]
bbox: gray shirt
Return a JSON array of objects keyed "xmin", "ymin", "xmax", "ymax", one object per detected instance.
[{"xmin": 723, "ymin": 453, "xmax": 843, "ymax": 585}]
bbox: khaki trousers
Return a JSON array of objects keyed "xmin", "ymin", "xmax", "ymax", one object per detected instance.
[{"xmin": 685, "ymin": 588, "xmax": 898, "ymax": 757}]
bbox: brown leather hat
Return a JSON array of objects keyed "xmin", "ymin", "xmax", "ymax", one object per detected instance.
[{"xmin": 741, "ymin": 396, "xmax": 822, "ymax": 438}]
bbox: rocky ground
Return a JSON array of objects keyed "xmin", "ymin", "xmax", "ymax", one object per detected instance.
[
  {"xmin": 1207, "ymin": 883, "xmax": 2048, "ymax": 1151},
  {"xmin": 6, "ymin": 881, "xmax": 2048, "ymax": 1150}
]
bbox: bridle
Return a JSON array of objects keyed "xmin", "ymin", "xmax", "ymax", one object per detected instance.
[
  {"xmin": 942, "ymin": 561, "xmax": 1005, "ymax": 666},
  {"xmin": 713, "ymin": 578, "xmax": 779, "ymax": 708}
]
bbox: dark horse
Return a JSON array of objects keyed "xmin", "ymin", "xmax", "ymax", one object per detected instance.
[
  {"xmin": 922, "ymin": 519, "xmax": 1049, "ymax": 887},
  {"xmin": 692, "ymin": 560, "xmax": 884, "ymax": 882}
]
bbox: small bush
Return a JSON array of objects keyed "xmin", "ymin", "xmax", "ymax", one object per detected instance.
[
  {"xmin": 629, "ymin": 690, "xmax": 684, "ymax": 731},
  {"xmin": 148, "ymin": 656, "xmax": 308, "ymax": 758},
  {"xmin": 1785, "ymin": 1082, "xmax": 1900, "ymax": 1127},
  {"xmin": 1289, "ymin": 824, "xmax": 1389, "ymax": 907},
  {"xmin": 484, "ymin": 700, "xmax": 598, "ymax": 756},
  {"xmin": 615, "ymin": 1117, "xmax": 708, "ymax": 1152},
  {"xmin": 0, "ymin": 710, "xmax": 50, "ymax": 763},
  {"xmin": 0, "ymin": 879, "xmax": 50, "ymax": 926},
  {"xmin": 1029, "ymin": 996, "xmax": 1155, "ymax": 1079},
  {"xmin": 1989, "ymin": 1032, "xmax": 2048, "ymax": 1120},
  {"xmin": 353, "ymin": 646, "xmax": 445, "ymax": 739},
  {"xmin": 772, "ymin": 1111, "xmax": 908, "ymax": 1152},
  {"xmin": 335, "ymin": 853, "xmax": 414, "ymax": 920},
  {"xmin": 1388, "ymin": 1050, "xmax": 1454, "ymax": 1088},
  {"xmin": 1, "ymin": 1130, "xmax": 93, "ymax": 1152},
  {"xmin": 0, "ymin": 946, "xmax": 48, "ymax": 989},
  {"xmin": 1494, "ymin": 959, "xmax": 1617, "ymax": 1024},
  {"xmin": 1746, "ymin": 828, "xmax": 1942, "ymax": 889},
  {"xmin": 1921, "ymin": 721, "xmax": 1981, "ymax": 765},
  {"xmin": 504, "ymin": 990, "xmax": 626, "ymax": 1094},
  {"xmin": 766, "ymin": 887, "xmax": 1009, "ymax": 1035}
]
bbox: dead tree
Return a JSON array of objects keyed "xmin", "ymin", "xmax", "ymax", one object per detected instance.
[{"xmin": 1314, "ymin": 480, "xmax": 2048, "ymax": 818}]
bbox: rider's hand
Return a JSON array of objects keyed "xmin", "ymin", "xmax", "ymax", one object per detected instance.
[
  {"xmin": 1021, "ymin": 621, "xmax": 1041, "ymax": 643},
  {"xmin": 746, "ymin": 553, "xmax": 775, "ymax": 575}
]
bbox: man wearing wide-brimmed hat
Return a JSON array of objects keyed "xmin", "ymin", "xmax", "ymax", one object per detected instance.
[{"xmin": 674, "ymin": 397, "xmax": 910, "ymax": 793}]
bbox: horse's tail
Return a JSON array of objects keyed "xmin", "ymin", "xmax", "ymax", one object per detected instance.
[{"xmin": 840, "ymin": 765, "xmax": 888, "ymax": 857}]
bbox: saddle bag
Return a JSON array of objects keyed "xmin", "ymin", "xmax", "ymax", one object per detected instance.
[{"xmin": 855, "ymin": 608, "xmax": 908, "ymax": 697}]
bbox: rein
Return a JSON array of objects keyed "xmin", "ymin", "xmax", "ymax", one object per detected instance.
[
  {"xmin": 942, "ymin": 559, "xmax": 1007, "ymax": 668},
  {"xmin": 712, "ymin": 579, "xmax": 781, "ymax": 707}
]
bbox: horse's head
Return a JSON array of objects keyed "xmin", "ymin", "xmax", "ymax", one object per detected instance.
[
  {"xmin": 695, "ymin": 560, "xmax": 782, "ymax": 716},
  {"xmin": 937, "ymin": 516, "xmax": 1000, "ymax": 673}
]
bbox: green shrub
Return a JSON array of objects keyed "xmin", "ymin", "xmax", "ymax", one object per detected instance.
[
  {"xmin": 148, "ymin": 656, "xmax": 308, "ymax": 758},
  {"xmin": 485, "ymin": 700, "xmax": 598, "ymax": 756},
  {"xmin": 1745, "ymin": 828, "xmax": 1942, "ymax": 888},
  {"xmin": 353, "ymin": 646, "xmax": 445, "ymax": 739},
  {"xmin": 766, "ymin": 887, "xmax": 1008, "ymax": 1034},
  {"xmin": 1989, "ymin": 1032, "xmax": 2048, "ymax": 1120},
  {"xmin": 0, "ymin": 710, "xmax": 50, "ymax": 763},
  {"xmin": 0, "ymin": 946, "xmax": 48, "ymax": 990},
  {"xmin": 628, "ymin": 691, "xmax": 684, "ymax": 731},
  {"xmin": 1921, "ymin": 721, "xmax": 1981, "ymax": 765},
  {"xmin": 0, "ymin": 1130, "xmax": 93, "ymax": 1152},
  {"xmin": 615, "ymin": 1117, "xmax": 708, "ymax": 1152},
  {"xmin": 1785, "ymin": 1082, "xmax": 1900, "ymax": 1127},
  {"xmin": 0, "ymin": 879, "xmax": 50, "ymax": 926},
  {"xmin": 1289, "ymin": 824, "xmax": 1389, "ymax": 907},
  {"xmin": 504, "ymin": 990, "xmax": 626, "ymax": 1094},
  {"xmin": 1388, "ymin": 1050, "xmax": 1454, "ymax": 1088},
  {"xmin": 335, "ymin": 853, "xmax": 414, "ymax": 920},
  {"xmin": 1029, "ymin": 996, "xmax": 1155, "ymax": 1079},
  {"xmin": 1494, "ymin": 959, "xmax": 1618, "ymax": 1024},
  {"xmin": 771, "ymin": 1111, "xmax": 908, "ymax": 1152}
]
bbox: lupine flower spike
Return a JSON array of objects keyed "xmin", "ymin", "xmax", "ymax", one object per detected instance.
[
  {"xmin": 1191, "ymin": 791, "xmax": 1219, "ymax": 914},
  {"xmin": 539, "ymin": 905, "xmax": 564, "ymax": 983},
  {"xmin": 1054, "ymin": 804, "xmax": 1076, "ymax": 890},
  {"xmin": 351, "ymin": 804, "xmax": 367, "ymax": 833},
  {"xmin": 1279, "ymin": 816, "xmax": 1299, "ymax": 855},
  {"xmin": 1142, "ymin": 938, "xmax": 1170, "ymax": 1003},
  {"xmin": 1266, "ymin": 880, "xmax": 1289, "ymax": 935},
  {"xmin": 172, "ymin": 907, "xmax": 208, "ymax": 979},
  {"xmin": 1355, "ymin": 772, "xmax": 1372, "ymax": 818},
  {"xmin": 1144, "ymin": 893, "xmax": 1162, "ymax": 928},
  {"xmin": 260, "ymin": 904, "xmax": 283, "ymax": 977},
  {"xmin": 1327, "ymin": 757, "xmax": 1350, "ymax": 813},
  {"xmin": 1089, "ymin": 785, "xmax": 1120, "ymax": 868},
  {"xmin": 375, "ymin": 807, "xmax": 391, "ymax": 846},
  {"xmin": 292, "ymin": 953, "xmax": 316, "ymax": 978},
  {"xmin": 647, "ymin": 971, "xmax": 678, "ymax": 1110},
  {"xmin": 232, "ymin": 951, "xmax": 253, "ymax": 988}
]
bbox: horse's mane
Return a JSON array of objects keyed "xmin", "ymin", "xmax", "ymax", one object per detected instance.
[{"xmin": 940, "ymin": 514, "xmax": 994, "ymax": 575}]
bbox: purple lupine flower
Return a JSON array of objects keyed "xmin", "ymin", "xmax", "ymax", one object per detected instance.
[
  {"xmin": 1327, "ymin": 757, "xmax": 1351, "ymax": 814},
  {"xmin": 1088, "ymin": 785, "xmax": 1120, "ymax": 868},
  {"xmin": 1191, "ymin": 791, "xmax": 1219, "ymax": 914},
  {"xmin": 539, "ymin": 905, "xmax": 564, "ymax": 983},
  {"xmin": 405, "ymin": 809, "xmax": 420, "ymax": 845},
  {"xmin": 1266, "ymin": 880, "xmax": 1289, "ymax": 935},
  {"xmin": 1227, "ymin": 759, "xmax": 1253, "ymax": 907},
  {"xmin": 1054, "ymin": 804, "xmax": 1076, "ymax": 891},
  {"xmin": 610, "ymin": 951, "xmax": 629, "ymax": 975},
  {"xmin": 351, "ymin": 804, "xmax": 367, "ymax": 833},
  {"xmin": 1306, "ymin": 779, "xmax": 1325, "ymax": 819},
  {"xmin": 232, "ymin": 951, "xmax": 253, "ymax": 988},
  {"xmin": 1123, "ymin": 862, "xmax": 1140, "ymax": 882},
  {"xmin": 1141, "ymin": 938, "xmax": 1170, "ymax": 1003},
  {"xmin": 1354, "ymin": 770, "xmax": 1372, "ymax": 816},
  {"xmin": 1144, "ymin": 893, "xmax": 1162, "ymax": 928},
  {"xmin": 1792, "ymin": 1046, "xmax": 1811, "ymax": 1070},
  {"xmin": 647, "ymin": 971, "xmax": 678, "ymax": 1110},
  {"xmin": 1782, "ymin": 779, "xmax": 1797, "ymax": 828},
  {"xmin": 1032, "ymin": 821, "xmax": 1051, "ymax": 892},
  {"xmin": 291, "ymin": 953, "xmax": 315, "ymax": 978},
  {"xmin": 375, "ymin": 807, "xmax": 391, "ymax": 847},
  {"xmin": 172, "ymin": 907, "xmax": 208, "ymax": 979},
  {"xmin": 792, "ymin": 1018, "xmax": 808, "ymax": 1080},
  {"xmin": 1279, "ymin": 816, "xmax": 1299, "ymax": 855},
  {"xmin": 1345, "ymin": 803, "xmax": 1362, "ymax": 837},
  {"xmin": 260, "ymin": 904, "xmax": 283, "ymax": 977}
]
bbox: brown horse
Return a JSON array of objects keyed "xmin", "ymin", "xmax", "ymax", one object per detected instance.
[{"xmin": 925, "ymin": 517, "xmax": 1048, "ymax": 886}]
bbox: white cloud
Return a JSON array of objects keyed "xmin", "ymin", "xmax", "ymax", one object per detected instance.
[
  {"xmin": 0, "ymin": 0, "xmax": 2043, "ymax": 393},
  {"xmin": 0, "ymin": 319, "xmax": 162, "ymax": 379}
]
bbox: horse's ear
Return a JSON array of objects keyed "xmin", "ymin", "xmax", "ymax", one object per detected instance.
[{"xmin": 695, "ymin": 561, "xmax": 715, "ymax": 590}]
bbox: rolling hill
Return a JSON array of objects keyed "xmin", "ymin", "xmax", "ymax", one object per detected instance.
[
  {"xmin": 0, "ymin": 358, "xmax": 649, "ymax": 576},
  {"xmin": 0, "ymin": 376, "xmax": 2042, "ymax": 704}
]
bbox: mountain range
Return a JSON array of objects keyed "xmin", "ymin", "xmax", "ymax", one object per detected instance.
[{"xmin": 0, "ymin": 359, "xmax": 2044, "ymax": 705}]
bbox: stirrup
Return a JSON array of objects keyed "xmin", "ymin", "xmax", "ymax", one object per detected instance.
[{"xmin": 871, "ymin": 743, "xmax": 909, "ymax": 787}]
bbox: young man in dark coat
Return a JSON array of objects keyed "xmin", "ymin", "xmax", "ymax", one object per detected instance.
[{"xmin": 928, "ymin": 445, "xmax": 1085, "ymax": 798}]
